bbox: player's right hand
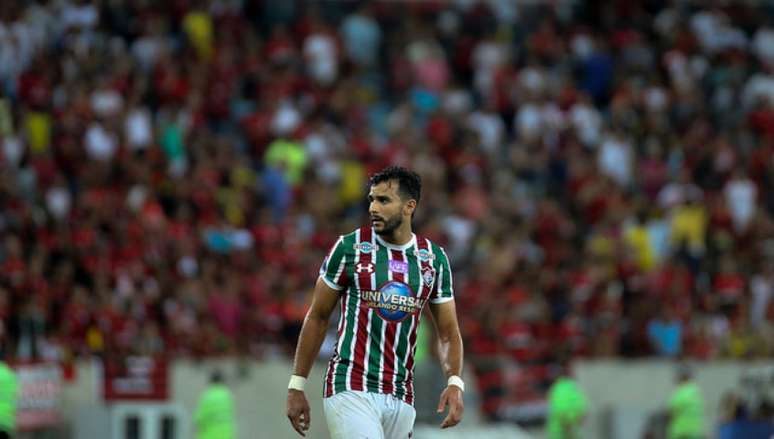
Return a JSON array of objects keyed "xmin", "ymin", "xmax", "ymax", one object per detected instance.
[{"xmin": 287, "ymin": 389, "xmax": 311, "ymax": 436}]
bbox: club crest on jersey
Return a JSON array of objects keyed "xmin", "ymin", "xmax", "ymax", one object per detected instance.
[
  {"xmin": 414, "ymin": 248, "xmax": 435, "ymax": 262},
  {"xmin": 422, "ymin": 267, "xmax": 435, "ymax": 287},
  {"xmin": 361, "ymin": 281, "xmax": 424, "ymax": 322},
  {"xmin": 353, "ymin": 242, "xmax": 375, "ymax": 253},
  {"xmin": 355, "ymin": 262, "xmax": 374, "ymax": 274}
]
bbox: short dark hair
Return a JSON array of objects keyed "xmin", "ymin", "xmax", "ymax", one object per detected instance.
[
  {"xmin": 369, "ymin": 166, "xmax": 421, "ymax": 204},
  {"xmin": 210, "ymin": 370, "xmax": 224, "ymax": 384}
]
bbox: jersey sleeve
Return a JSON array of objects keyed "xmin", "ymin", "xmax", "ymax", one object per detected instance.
[
  {"xmin": 319, "ymin": 236, "xmax": 349, "ymax": 291},
  {"xmin": 430, "ymin": 244, "xmax": 454, "ymax": 304}
]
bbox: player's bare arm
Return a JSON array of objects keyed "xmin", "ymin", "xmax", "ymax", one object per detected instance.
[
  {"xmin": 286, "ymin": 277, "xmax": 340, "ymax": 436},
  {"xmin": 430, "ymin": 299, "xmax": 465, "ymax": 429}
]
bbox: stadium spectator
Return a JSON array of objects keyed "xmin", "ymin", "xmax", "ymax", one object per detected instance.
[
  {"xmin": 648, "ymin": 306, "xmax": 684, "ymax": 357},
  {"xmin": 0, "ymin": 0, "xmax": 773, "ymax": 426}
]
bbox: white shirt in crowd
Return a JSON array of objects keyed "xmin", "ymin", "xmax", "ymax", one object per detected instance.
[
  {"xmin": 125, "ymin": 107, "xmax": 153, "ymax": 151},
  {"xmin": 85, "ymin": 122, "xmax": 118, "ymax": 162},
  {"xmin": 92, "ymin": 86, "xmax": 124, "ymax": 118},
  {"xmin": 61, "ymin": 2, "xmax": 99, "ymax": 31},
  {"xmin": 472, "ymin": 39, "xmax": 508, "ymax": 98},
  {"xmin": 724, "ymin": 175, "xmax": 757, "ymax": 233},
  {"xmin": 598, "ymin": 134, "xmax": 633, "ymax": 187},
  {"xmin": 570, "ymin": 101, "xmax": 602, "ymax": 146},
  {"xmin": 45, "ymin": 186, "xmax": 71, "ymax": 220},
  {"xmin": 467, "ymin": 110, "xmax": 504, "ymax": 154},
  {"xmin": 753, "ymin": 26, "xmax": 774, "ymax": 66},
  {"xmin": 303, "ymin": 32, "xmax": 338, "ymax": 86}
]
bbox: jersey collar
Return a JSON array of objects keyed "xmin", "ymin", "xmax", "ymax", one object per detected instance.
[{"xmin": 374, "ymin": 229, "xmax": 416, "ymax": 251}]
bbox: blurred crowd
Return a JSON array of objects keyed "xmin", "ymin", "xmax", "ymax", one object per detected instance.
[{"xmin": 1, "ymin": 0, "xmax": 774, "ymax": 422}]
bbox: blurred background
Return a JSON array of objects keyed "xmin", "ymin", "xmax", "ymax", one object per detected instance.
[{"xmin": 1, "ymin": 0, "xmax": 774, "ymax": 438}]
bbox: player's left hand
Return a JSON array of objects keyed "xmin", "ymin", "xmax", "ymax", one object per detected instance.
[
  {"xmin": 287, "ymin": 389, "xmax": 311, "ymax": 436},
  {"xmin": 437, "ymin": 385, "xmax": 464, "ymax": 428}
]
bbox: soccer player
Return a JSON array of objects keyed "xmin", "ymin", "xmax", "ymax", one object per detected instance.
[
  {"xmin": 546, "ymin": 368, "xmax": 588, "ymax": 439},
  {"xmin": 0, "ymin": 356, "xmax": 16, "ymax": 439},
  {"xmin": 194, "ymin": 370, "xmax": 236, "ymax": 439},
  {"xmin": 286, "ymin": 166, "xmax": 465, "ymax": 438},
  {"xmin": 666, "ymin": 366, "xmax": 705, "ymax": 439}
]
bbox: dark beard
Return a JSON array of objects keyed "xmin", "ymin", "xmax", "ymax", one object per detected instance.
[{"xmin": 374, "ymin": 215, "xmax": 402, "ymax": 237}]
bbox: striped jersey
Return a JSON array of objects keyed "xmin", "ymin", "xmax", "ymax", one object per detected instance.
[{"xmin": 318, "ymin": 226, "xmax": 454, "ymax": 404}]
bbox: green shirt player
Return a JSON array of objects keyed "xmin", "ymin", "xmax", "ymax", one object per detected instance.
[
  {"xmin": 286, "ymin": 166, "xmax": 465, "ymax": 438},
  {"xmin": 667, "ymin": 366, "xmax": 705, "ymax": 439},
  {"xmin": 0, "ymin": 360, "xmax": 17, "ymax": 439},
  {"xmin": 194, "ymin": 371, "xmax": 236, "ymax": 439},
  {"xmin": 546, "ymin": 374, "xmax": 588, "ymax": 439}
]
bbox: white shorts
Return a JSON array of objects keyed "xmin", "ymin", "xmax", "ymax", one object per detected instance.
[{"xmin": 323, "ymin": 391, "xmax": 416, "ymax": 439}]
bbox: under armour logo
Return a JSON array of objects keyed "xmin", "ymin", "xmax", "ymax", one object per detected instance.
[{"xmin": 356, "ymin": 263, "xmax": 374, "ymax": 273}]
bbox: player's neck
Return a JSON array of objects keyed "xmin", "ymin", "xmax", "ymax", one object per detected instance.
[{"xmin": 377, "ymin": 224, "xmax": 413, "ymax": 247}]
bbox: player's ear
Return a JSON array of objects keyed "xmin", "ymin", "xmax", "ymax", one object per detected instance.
[{"xmin": 404, "ymin": 199, "xmax": 416, "ymax": 217}]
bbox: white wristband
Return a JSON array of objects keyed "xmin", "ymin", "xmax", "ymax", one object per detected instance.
[
  {"xmin": 288, "ymin": 375, "xmax": 306, "ymax": 391},
  {"xmin": 447, "ymin": 375, "xmax": 465, "ymax": 392}
]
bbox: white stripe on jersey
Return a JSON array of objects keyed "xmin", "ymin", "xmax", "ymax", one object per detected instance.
[
  {"xmin": 334, "ymin": 291, "xmax": 346, "ymax": 359},
  {"xmin": 345, "ymin": 229, "xmax": 362, "ymax": 390}
]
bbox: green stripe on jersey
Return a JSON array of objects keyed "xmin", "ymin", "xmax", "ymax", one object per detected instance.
[
  {"xmin": 333, "ymin": 232, "xmax": 357, "ymax": 393},
  {"xmin": 432, "ymin": 242, "xmax": 453, "ymax": 299},
  {"xmin": 322, "ymin": 236, "xmax": 347, "ymax": 284}
]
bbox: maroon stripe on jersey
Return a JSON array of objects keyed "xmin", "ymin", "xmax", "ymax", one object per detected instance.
[
  {"xmin": 350, "ymin": 227, "xmax": 373, "ymax": 391},
  {"xmin": 325, "ymin": 358, "xmax": 334, "ymax": 397},
  {"xmin": 381, "ymin": 249, "xmax": 406, "ymax": 395},
  {"xmin": 325, "ymin": 297, "xmax": 347, "ymax": 397},
  {"xmin": 405, "ymin": 237, "xmax": 432, "ymax": 404},
  {"xmin": 416, "ymin": 237, "xmax": 436, "ymax": 302}
]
